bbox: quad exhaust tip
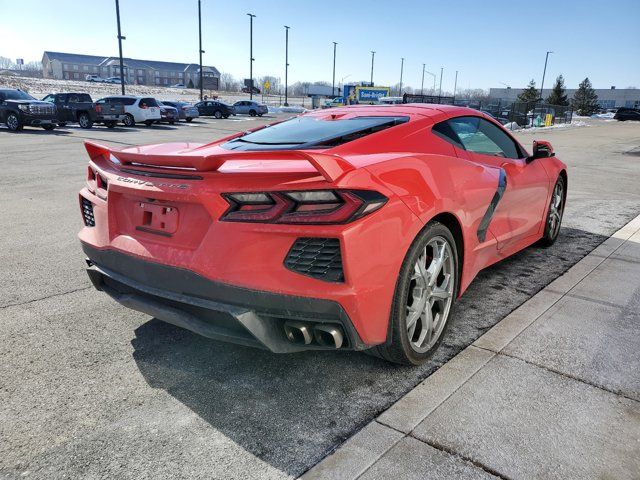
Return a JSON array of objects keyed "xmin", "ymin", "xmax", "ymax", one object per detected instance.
[{"xmin": 283, "ymin": 321, "xmax": 344, "ymax": 349}]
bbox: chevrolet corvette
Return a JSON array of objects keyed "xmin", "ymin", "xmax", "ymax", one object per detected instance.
[{"xmin": 79, "ymin": 104, "xmax": 566, "ymax": 365}]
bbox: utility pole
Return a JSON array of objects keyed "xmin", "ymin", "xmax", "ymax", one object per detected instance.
[
  {"xmin": 421, "ymin": 63, "xmax": 425, "ymax": 95},
  {"xmin": 284, "ymin": 25, "xmax": 290, "ymax": 106},
  {"xmin": 399, "ymin": 57, "xmax": 404, "ymax": 97},
  {"xmin": 115, "ymin": 0, "xmax": 126, "ymax": 95},
  {"xmin": 370, "ymin": 51, "xmax": 375, "ymax": 86},
  {"xmin": 332, "ymin": 42, "xmax": 337, "ymax": 97},
  {"xmin": 453, "ymin": 70, "xmax": 458, "ymax": 102},
  {"xmin": 540, "ymin": 51, "xmax": 553, "ymax": 102},
  {"xmin": 198, "ymin": 0, "xmax": 204, "ymax": 100},
  {"xmin": 247, "ymin": 13, "xmax": 256, "ymax": 100},
  {"xmin": 438, "ymin": 67, "xmax": 443, "ymax": 98}
]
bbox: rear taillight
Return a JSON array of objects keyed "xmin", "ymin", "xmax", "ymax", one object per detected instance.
[
  {"xmin": 95, "ymin": 104, "xmax": 101, "ymax": 113},
  {"xmin": 221, "ymin": 190, "xmax": 387, "ymax": 224}
]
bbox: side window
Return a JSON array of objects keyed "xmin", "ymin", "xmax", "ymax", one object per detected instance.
[
  {"xmin": 432, "ymin": 121, "xmax": 464, "ymax": 149},
  {"xmin": 123, "ymin": 98, "xmax": 136, "ymax": 106},
  {"xmin": 43, "ymin": 95, "xmax": 55, "ymax": 103},
  {"xmin": 448, "ymin": 117, "xmax": 520, "ymax": 159}
]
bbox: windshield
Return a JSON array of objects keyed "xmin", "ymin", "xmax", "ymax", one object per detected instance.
[
  {"xmin": 223, "ymin": 116, "xmax": 408, "ymax": 151},
  {"xmin": 3, "ymin": 90, "xmax": 36, "ymax": 101}
]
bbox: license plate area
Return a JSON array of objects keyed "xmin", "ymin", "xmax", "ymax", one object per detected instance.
[{"xmin": 134, "ymin": 201, "xmax": 179, "ymax": 236}]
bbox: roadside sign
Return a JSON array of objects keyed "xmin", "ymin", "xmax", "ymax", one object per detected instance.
[
  {"xmin": 544, "ymin": 114, "xmax": 553, "ymax": 127},
  {"xmin": 264, "ymin": 80, "xmax": 270, "ymax": 91}
]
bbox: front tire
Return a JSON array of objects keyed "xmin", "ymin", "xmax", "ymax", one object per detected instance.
[
  {"xmin": 42, "ymin": 124, "xmax": 56, "ymax": 131},
  {"xmin": 373, "ymin": 222, "xmax": 459, "ymax": 365},
  {"xmin": 6, "ymin": 113, "xmax": 23, "ymax": 131},
  {"xmin": 78, "ymin": 113, "xmax": 93, "ymax": 129},
  {"xmin": 249, "ymin": 110, "xmax": 257, "ymax": 117},
  {"xmin": 185, "ymin": 117, "xmax": 193, "ymax": 122},
  {"xmin": 538, "ymin": 175, "xmax": 566, "ymax": 247},
  {"xmin": 123, "ymin": 114, "xmax": 135, "ymax": 127},
  {"xmin": 214, "ymin": 110, "xmax": 223, "ymax": 119}
]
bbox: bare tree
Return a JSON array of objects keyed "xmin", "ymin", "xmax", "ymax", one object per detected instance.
[{"xmin": 0, "ymin": 56, "xmax": 13, "ymax": 69}]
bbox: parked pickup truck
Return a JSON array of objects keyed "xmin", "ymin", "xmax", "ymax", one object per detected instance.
[
  {"xmin": 93, "ymin": 97, "xmax": 127, "ymax": 128},
  {"xmin": 0, "ymin": 88, "xmax": 58, "ymax": 131},
  {"xmin": 42, "ymin": 92, "xmax": 98, "ymax": 129}
]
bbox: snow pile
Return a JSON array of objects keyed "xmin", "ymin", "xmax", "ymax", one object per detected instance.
[
  {"xmin": 517, "ymin": 120, "xmax": 589, "ymax": 133},
  {"xmin": 502, "ymin": 122, "xmax": 522, "ymax": 131},
  {"xmin": 268, "ymin": 105, "xmax": 307, "ymax": 114},
  {"xmin": 591, "ymin": 112, "xmax": 615, "ymax": 119}
]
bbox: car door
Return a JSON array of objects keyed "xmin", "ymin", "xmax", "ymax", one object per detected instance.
[{"xmin": 447, "ymin": 116, "xmax": 550, "ymax": 252}]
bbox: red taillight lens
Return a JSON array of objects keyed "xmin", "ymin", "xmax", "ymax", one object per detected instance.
[
  {"xmin": 95, "ymin": 104, "xmax": 101, "ymax": 113},
  {"xmin": 221, "ymin": 190, "xmax": 387, "ymax": 224}
]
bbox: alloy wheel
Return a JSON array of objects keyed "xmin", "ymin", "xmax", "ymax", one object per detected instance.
[
  {"xmin": 7, "ymin": 114, "xmax": 19, "ymax": 131},
  {"xmin": 406, "ymin": 236, "xmax": 455, "ymax": 353},
  {"xmin": 548, "ymin": 180, "xmax": 564, "ymax": 239}
]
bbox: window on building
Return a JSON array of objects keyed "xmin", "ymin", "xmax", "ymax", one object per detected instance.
[
  {"xmin": 73, "ymin": 64, "xmax": 78, "ymax": 71},
  {"xmin": 83, "ymin": 65, "xmax": 89, "ymax": 71}
]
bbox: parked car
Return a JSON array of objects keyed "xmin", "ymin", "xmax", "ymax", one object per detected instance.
[
  {"xmin": 614, "ymin": 107, "xmax": 640, "ymax": 121},
  {"xmin": 241, "ymin": 86, "xmax": 261, "ymax": 94},
  {"xmin": 42, "ymin": 92, "xmax": 98, "ymax": 129},
  {"xmin": 233, "ymin": 100, "xmax": 268, "ymax": 117},
  {"xmin": 378, "ymin": 96, "xmax": 404, "ymax": 105},
  {"xmin": 0, "ymin": 88, "xmax": 57, "ymax": 131},
  {"xmin": 98, "ymin": 96, "xmax": 161, "ymax": 126},
  {"xmin": 94, "ymin": 97, "xmax": 127, "ymax": 128},
  {"xmin": 169, "ymin": 83, "xmax": 185, "ymax": 88},
  {"xmin": 158, "ymin": 102, "xmax": 179, "ymax": 124},
  {"xmin": 195, "ymin": 100, "xmax": 234, "ymax": 119},
  {"xmin": 79, "ymin": 105, "xmax": 567, "ymax": 365},
  {"xmin": 324, "ymin": 97, "xmax": 345, "ymax": 108},
  {"xmin": 104, "ymin": 77, "xmax": 128, "ymax": 85},
  {"xmin": 160, "ymin": 101, "xmax": 199, "ymax": 122},
  {"xmin": 85, "ymin": 75, "xmax": 105, "ymax": 82}
]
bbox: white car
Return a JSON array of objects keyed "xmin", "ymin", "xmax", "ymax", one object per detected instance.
[
  {"xmin": 86, "ymin": 74, "xmax": 105, "ymax": 82},
  {"xmin": 98, "ymin": 96, "xmax": 161, "ymax": 126}
]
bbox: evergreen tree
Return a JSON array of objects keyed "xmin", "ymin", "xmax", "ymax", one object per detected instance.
[
  {"xmin": 546, "ymin": 75, "xmax": 569, "ymax": 106},
  {"xmin": 517, "ymin": 79, "xmax": 539, "ymax": 103},
  {"xmin": 572, "ymin": 77, "xmax": 599, "ymax": 115}
]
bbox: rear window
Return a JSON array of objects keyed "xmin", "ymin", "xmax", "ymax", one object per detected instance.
[
  {"xmin": 69, "ymin": 93, "xmax": 93, "ymax": 103},
  {"xmin": 139, "ymin": 97, "xmax": 159, "ymax": 108},
  {"xmin": 223, "ymin": 116, "xmax": 409, "ymax": 151}
]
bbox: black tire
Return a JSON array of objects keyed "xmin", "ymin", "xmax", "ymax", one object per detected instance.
[
  {"xmin": 6, "ymin": 113, "xmax": 23, "ymax": 131},
  {"xmin": 214, "ymin": 110, "xmax": 223, "ymax": 119},
  {"xmin": 372, "ymin": 221, "xmax": 459, "ymax": 365},
  {"xmin": 538, "ymin": 175, "xmax": 566, "ymax": 247},
  {"xmin": 123, "ymin": 114, "xmax": 135, "ymax": 127},
  {"xmin": 249, "ymin": 110, "xmax": 257, "ymax": 117},
  {"xmin": 223, "ymin": 115, "xmax": 230, "ymax": 119},
  {"xmin": 105, "ymin": 121, "xmax": 116, "ymax": 129},
  {"xmin": 186, "ymin": 117, "xmax": 193, "ymax": 122},
  {"xmin": 78, "ymin": 112, "xmax": 93, "ymax": 129},
  {"xmin": 42, "ymin": 124, "xmax": 56, "ymax": 131},
  {"xmin": 58, "ymin": 122, "xmax": 67, "ymax": 127},
  {"xmin": 144, "ymin": 120, "xmax": 154, "ymax": 126}
]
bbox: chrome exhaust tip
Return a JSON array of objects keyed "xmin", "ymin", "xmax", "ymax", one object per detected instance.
[
  {"xmin": 283, "ymin": 321, "xmax": 314, "ymax": 345},
  {"xmin": 313, "ymin": 324, "xmax": 344, "ymax": 349}
]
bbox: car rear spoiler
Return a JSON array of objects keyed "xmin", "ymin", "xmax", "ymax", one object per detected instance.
[{"xmin": 84, "ymin": 141, "xmax": 355, "ymax": 183}]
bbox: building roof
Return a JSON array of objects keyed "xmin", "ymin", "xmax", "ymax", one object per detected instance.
[{"xmin": 42, "ymin": 51, "xmax": 220, "ymax": 75}]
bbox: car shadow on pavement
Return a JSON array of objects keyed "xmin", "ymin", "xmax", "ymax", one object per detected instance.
[{"xmin": 131, "ymin": 226, "xmax": 609, "ymax": 477}]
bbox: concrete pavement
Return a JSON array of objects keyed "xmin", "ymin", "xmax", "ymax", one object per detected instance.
[{"xmin": 303, "ymin": 213, "xmax": 640, "ymax": 480}]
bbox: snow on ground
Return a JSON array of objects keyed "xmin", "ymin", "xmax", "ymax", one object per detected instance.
[
  {"xmin": 514, "ymin": 120, "xmax": 589, "ymax": 134},
  {"xmin": 0, "ymin": 75, "xmax": 309, "ymax": 107},
  {"xmin": 591, "ymin": 112, "xmax": 615, "ymax": 119}
]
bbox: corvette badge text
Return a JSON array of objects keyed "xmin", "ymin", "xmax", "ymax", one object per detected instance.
[{"xmin": 116, "ymin": 176, "xmax": 190, "ymax": 189}]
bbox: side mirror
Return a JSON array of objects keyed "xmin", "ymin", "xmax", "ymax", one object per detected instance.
[{"xmin": 528, "ymin": 140, "xmax": 555, "ymax": 162}]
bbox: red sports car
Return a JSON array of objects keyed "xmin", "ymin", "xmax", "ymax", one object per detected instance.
[{"xmin": 79, "ymin": 104, "xmax": 566, "ymax": 365}]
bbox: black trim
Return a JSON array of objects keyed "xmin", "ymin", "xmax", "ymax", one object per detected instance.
[
  {"xmin": 81, "ymin": 243, "xmax": 366, "ymax": 352},
  {"xmin": 119, "ymin": 167, "xmax": 203, "ymax": 180},
  {"xmin": 477, "ymin": 169, "xmax": 507, "ymax": 242}
]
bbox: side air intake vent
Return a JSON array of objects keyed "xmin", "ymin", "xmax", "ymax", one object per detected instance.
[
  {"xmin": 81, "ymin": 197, "xmax": 95, "ymax": 227},
  {"xmin": 284, "ymin": 238, "xmax": 344, "ymax": 282}
]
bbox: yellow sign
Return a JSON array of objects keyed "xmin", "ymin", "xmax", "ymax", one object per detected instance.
[
  {"xmin": 263, "ymin": 80, "xmax": 270, "ymax": 90},
  {"xmin": 544, "ymin": 114, "xmax": 553, "ymax": 127}
]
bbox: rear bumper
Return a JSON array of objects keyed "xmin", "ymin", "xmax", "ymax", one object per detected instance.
[{"xmin": 82, "ymin": 243, "xmax": 367, "ymax": 353}]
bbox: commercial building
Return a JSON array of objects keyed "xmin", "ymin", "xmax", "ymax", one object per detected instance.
[
  {"xmin": 42, "ymin": 51, "xmax": 220, "ymax": 89},
  {"xmin": 489, "ymin": 87, "xmax": 640, "ymax": 109}
]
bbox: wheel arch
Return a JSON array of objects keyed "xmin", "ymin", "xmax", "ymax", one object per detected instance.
[{"xmin": 428, "ymin": 211, "xmax": 465, "ymax": 294}]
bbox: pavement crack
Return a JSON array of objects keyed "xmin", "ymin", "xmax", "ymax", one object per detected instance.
[{"xmin": 1, "ymin": 286, "xmax": 92, "ymax": 309}]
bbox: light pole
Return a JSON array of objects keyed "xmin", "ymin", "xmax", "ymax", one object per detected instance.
[
  {"xmin": 453, "ymin": 70, "xmax": 458, "ymax": 102},
  {"xmin": 332, "ymin": 42, "xmax": 337, "ymax": 97},
  {"xmin": 426, "ymin": 70, "xmax": 436, "ymax": 93},
  {"xmin": 114, "ymin": 0, "xmax": 126, "ymax": 95},
  {"xmin": 247, "ymin": 13, "xmax": 256, "ymax": 100},
  {"xmin": 370, "ymin": 51, "xmax": 375, "ymax": 85},
  {"xmin": 438, "ymin": 67, "xmax": 443, "ymax": 98},
  {"xmin": 198, "ymin": 0, "xmax": 204, "ymax": 100},
  {"xmin": 284, "ymin": 25, "xmax": 290, "ymax": 106},
  {"xmin": 421, "ymin": 63, "xmax": 425, "ymax": 95},
  {"xmin": 539, "ymin": 51, "xmax": 553, "ymax": 102},
  {"xmin": 399, "ymin": 57, "xmax": 404, "ymax": 97}
]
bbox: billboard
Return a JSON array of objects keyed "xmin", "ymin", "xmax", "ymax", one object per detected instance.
[
  {"xmin": 307, "ymin": 85, "xmax": 340, "ymax": 96},
  {"xmin": 355, "ymin": 86, "xmax": 391, "ymax": 104}
]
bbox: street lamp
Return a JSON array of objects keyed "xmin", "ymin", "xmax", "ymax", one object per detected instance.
[
  {"xmin": 425, "ymin": 70, "xmax": 436, "ymax": 93},
  {"xmin": 370, "ymin": 51, "xmax": 375, "ymax": 85},
  {"xmin": 453, "ymin": 70, "xmax": 459, "ymax": 102},
  {"xmin": 114, "ymin": 0, "xmax": 126, "ymax": 95},
  {"xmin": 421, "ymin": 63, "xmax": 425, "ymax": 95},
  {"xmin": 284, "ymin": 26, "xmax": 290, "ymax": 106},
  {"xmin": 399, "ymin": 57, "xmax": 404, "ymax": 97},
  {"xmin": 438, "ymin": 67, "xmax": 443, "ymax": 98},
  {"xmin": 539, "ymin": 51, "xmax": 553, "ymax": 102},
  {"xmin": 332, "ymin": 42, "xmax": 337, "ymax": 97},
  {"xmin": 247, "ymin": 13, "xmax": 256, "ymax": 100},
  {"xmin": 198, "ymin": 0, "xmax": 204, "ymax": 100}
]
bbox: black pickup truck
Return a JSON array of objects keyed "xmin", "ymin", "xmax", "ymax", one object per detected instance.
[
  {"xmin": 0, "ymin": 88, "xmax": 58, "ymax": 131},
  {"xmin": 42, "ymin": 92, "xmax": 98, "ymax": 129}
]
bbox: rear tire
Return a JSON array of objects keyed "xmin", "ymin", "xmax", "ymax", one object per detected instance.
[
  {"xmin": 105, "ymin": 121, "xmax": 116, "ymax": 129},
  {"xmin": 42, "ymin": 124, "xmax": 56, "ymax": 131},
  {"xmin": 6, "ymin": 113, "xmax": 23, "ymax": 131},
  {"xmin": 372, "ymin": 221, "xmax": 459, "ymax": 366},
  {"xmin": 538, "ymin": 175, "xmax": 566, "ymax": 247},
  {"xmin": 214, "ymin": 110, "xmax": 223, "ymax": 119},
  {"xmin": 249, "ymin": 110, "xmax": 257, "ymax": 117},
  {"xmin": 123, "ymin": 114, "xmax": 135, "ymax": 127},
  {"xmin": 58, "ymin": 122, "xmax": 67, "ymax": 127},
  {"xmin": 78, "ymin": 112, "xmax": 93, "ymax": 129},
  {"xmin": 144, "ymin": 120, "xmax": 154, "ymax": 126},
  {"xmin": 186, "ymin": 117, "xmax": 193, "ymax": 122}
]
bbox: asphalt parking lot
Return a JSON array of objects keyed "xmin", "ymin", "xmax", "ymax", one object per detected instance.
[{"xmin": 1, "ymin": 117, "xmax": 639, "ymax": 479}]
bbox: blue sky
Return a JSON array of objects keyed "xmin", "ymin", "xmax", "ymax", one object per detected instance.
[{"xmin": 1, "ymin": 0, "xmax": 638, "ymax": 91}]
